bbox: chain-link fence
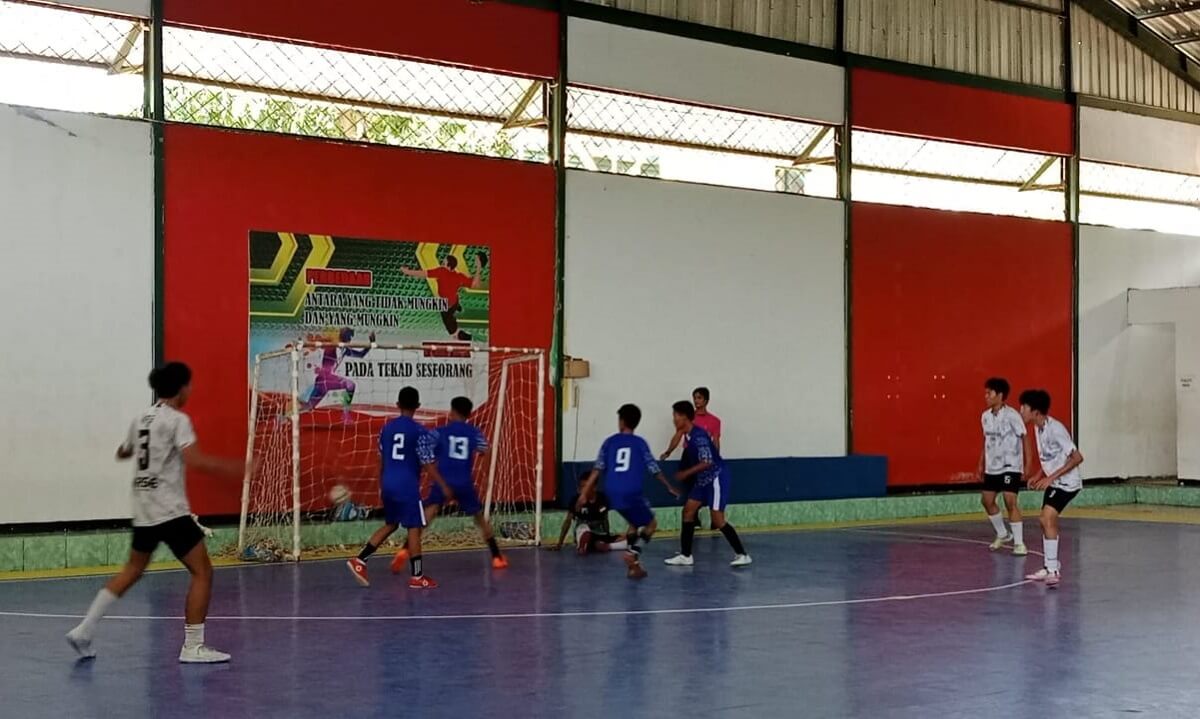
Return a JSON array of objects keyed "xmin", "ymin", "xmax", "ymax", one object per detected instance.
[
  {"xmin": 162, "ymin": 26, "xmax": 551, "ymax": 161},
  {"xmin": 566, "ymin": 86, "xmax": 839, "ymax": 196},
  {"xmin": 852, "ymin": 131, "xmax": 1067, "ymax": 219},
  {"xmin": 0, "ymin": 0, "xmax": 146, "ymax": 116}
]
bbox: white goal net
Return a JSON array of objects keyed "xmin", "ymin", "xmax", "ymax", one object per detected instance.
[{"xmin": 239, "ymin": 342, "xmax": 545, "ymax": 561}]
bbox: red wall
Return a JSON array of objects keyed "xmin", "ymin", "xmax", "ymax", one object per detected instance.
[
  {"xmin": 851, "ymin": 203, "xmax": 1073, "ymax": 487},
  {"xmin": 163, "ymin": 0, "xmax": 559, "ymax": 78},
  {"xmin": 165, "ymin": 125, "xmax": 557, "ymax": 513},
  {"xmin": 852, "ymin": 69, "xmax": 1074, "ymax": 156}
]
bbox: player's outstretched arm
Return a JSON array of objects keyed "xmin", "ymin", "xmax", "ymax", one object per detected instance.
[
  {"xmin": 181, "ymin": 445, "xmax": 246, "ymax": 478},
  {"xmin": 551, "ymin": 512, "xmax": 573, "ymax": 550},
  {"xmin": 577, "ymin": 470, "xmax": 599, "ymax": 511},
  {"xmin": 401, "ymin": 267, "xmax": 429, "ymax": 278},
  {"xmin": 115, "ymin": 443, "xmax": 134, "ymax": 461},
  {"xmin": 655, "ymin": 472, "xmax": 681, "ymax": 498},
  {"xmin": 660, "ymin": 429, "xmax": 684, "ymax": 461}
]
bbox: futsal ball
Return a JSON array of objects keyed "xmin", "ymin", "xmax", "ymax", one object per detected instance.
[{"xmin": 328, "ymin": 484, "xmax": 351, "ymax": 505}]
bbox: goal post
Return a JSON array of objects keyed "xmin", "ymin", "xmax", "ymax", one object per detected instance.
[{"xmin": 239, "ymin": 342, "xmax": 546, "ymax": 561}]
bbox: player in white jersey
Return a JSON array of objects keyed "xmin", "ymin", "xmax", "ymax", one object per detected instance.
[
  {"xmin": 66, "ymin": 362, "xmax": 246, "ymax": 663},
  {"xmin": 1019, "ymin": 389, "xmax": 1084, "ymax": 588},
  {"xmin": 978, "ymin": 377, "xmax": 1029, "ymax": 555}
]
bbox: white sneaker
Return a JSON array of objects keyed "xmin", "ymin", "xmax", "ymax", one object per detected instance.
[
  {"xmin": 1025, "ymin": 567, "xmax": 1061, "ymax": 587},
  {"xmin": 1012, "ymin": 543, "xmax": 1029, "ymax": 556},
  {"xmin": 66, "ymin": 629, "xmax": 96, "ymax": 659},
  {"xmin": 179, "ymin": 644, "xmax": 231, "ymax": 664},
  {"xmin": 989, "ymin": 534, "xmax": 1013, "ymax": 551},
  {"xmin": 664, "ymin": 554, "xmax": 694, "ymax": 566},
  {"xmin": 730, "ymin": 554, "xmax": 753, "ymax": 567}
]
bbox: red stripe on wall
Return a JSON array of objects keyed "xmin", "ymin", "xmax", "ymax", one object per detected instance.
[
  {"xmin": 163, "ymin": 0, "xmax": 559, "ymax": 78},
  {"xmin": 851, "ymin": 202, "xmax": 1073, "ymax": 487},
  {"xmin": 851, "ymin": 69, "xmax": 1073, "ymax": 156},
  {"xmin": 164, "ymin": 126, "xmax": 557, "ymax": 514}
]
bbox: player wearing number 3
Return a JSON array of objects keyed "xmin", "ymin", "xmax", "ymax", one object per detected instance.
[
  {"xmin": 348, "ymin": 386, "xmax": 451, "ymax": 589},
  {"xmin": 392, "ymin": 396, "xmax": 508, "ymax": 571}
]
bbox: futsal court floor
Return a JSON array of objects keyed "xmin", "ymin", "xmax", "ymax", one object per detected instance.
[{"xmin": 3, "ymin": 508, "xmax": 1200, "ymax": 718}]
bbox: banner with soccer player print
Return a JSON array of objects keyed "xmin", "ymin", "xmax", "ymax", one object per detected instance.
[{"xmin": 248, "ymin": 231, "xmax": 491, "ymax": 418}]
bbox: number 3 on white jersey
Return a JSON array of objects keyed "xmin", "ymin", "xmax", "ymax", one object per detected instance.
[
  {"xmin": 615, "ymin": 447, "xmax": 631, "ymax": 472},
  {"xmin": 392, "ymin": 433, "xmax": 405, "ymax": 460},
  {"xmin": 449, "ymin": 436, "xmax": 470, "ymax": 460}
]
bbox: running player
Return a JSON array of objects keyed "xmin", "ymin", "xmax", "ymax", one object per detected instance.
[
  {"xmin": 1020, "ymin": 389, "xmax": 1084, "ymax": 587},
  {"xmin": 66, "ymin": 362, "xmax": 246, "ymax": 664},
  {"xmin": 578, "ymin": 404, "xmax": 678, "ymax": 579},
  {"xmin": 552, "ymin": 476, "xmax": 628, "ymax": 554},
  {"xmin": 390, "ymin": 396, "xmax": 507, "ymax": 570},
  {"xmin": 665, "ymin": 400, "xmax": 752, "ymax": 568},
  {"xmin": 661, "ymin": 387, "xmax": 722, "ymax": 528},
  {"xmin": 978, "ymin": 377, "xmax": 1028, "ymax": 555},
  {"xmin": 301, "ymin": 327, "xmax": 374, "ymax": 421},
  {"xmin": 402, "ymin": 255, "xmax": 480, "ymax": 341},
  {"xmin": 347, "ymin": 386, "xmax": 449, "ymax": 589}
]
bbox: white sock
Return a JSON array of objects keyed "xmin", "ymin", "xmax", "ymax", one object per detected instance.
[
  {"xmin": 607, "ymin": 539, "xmax": 628, "ymax": 551},
  {"xmin": 1044, "ymin": 538, "xmax": 1060, "ymax": 572},
  {"xmin": 73, "ymin": 588, "xmax": 118, "ymax": 638},
  {"xmin": 184, "ymin": 623, "xmax": 205, "ymax": 650},
  {"xmin": 1011, "ymin": 521, "xmax": 1025, "ymax": 545},
  {"xmin": 987, "ymin": 513, "xmax": 1007, "ymax": 537}
]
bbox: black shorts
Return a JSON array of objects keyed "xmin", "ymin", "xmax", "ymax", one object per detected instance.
[
  {"xmin": 1042, "ymin": 487, "xmax": 1079, "ymax": 514},
  {"xmin": 983, "ymin": 472, "xmax": 1024, "ymax": 493},
  {"xmin": 440, "ymin": 303, "xmax": 462, "ymax": 333},
  {"xmin": 131, "ymin": 515, "xmax": 205, "ymax": 560}
]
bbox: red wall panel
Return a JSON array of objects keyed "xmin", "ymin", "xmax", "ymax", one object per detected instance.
[
  {"xmin": 163, "ymin": 0, "xmax": 558, "ymax": 78},
  {"xmin": 851, "ymin": 203, "xmax": 1073, "ymax": 487},
  {"xmin": 165, "ymin": 126, "xmax": 557, "ymax": 513},
  {"xmin": 851, "ymin": 69, "xmax": 1073, "ymax": 156}
]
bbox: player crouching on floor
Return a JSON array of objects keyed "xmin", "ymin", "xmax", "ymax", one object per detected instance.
[
  {"xmin": 578, "ymin": 404, "xmax": 679, "ymax": 579},
  {"xmin": 552, "ymin": 477, "xmax": 629, "ymax": 555},
  {"xmin": 1019, "ymin": 389, "xmax": 1084, "ymax": 588}
]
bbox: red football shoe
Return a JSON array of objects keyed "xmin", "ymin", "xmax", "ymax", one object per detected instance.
[
  {"xmin": 408, "ymin": 575, "xmax": 438, "ymax": 589},
  {"xmin": 576, "ymin": 530, "xmax": 592, "ymax": 555},
  {"xmin": 491, "ymin": 555, "xmax": 509, "ymax": 569},
  {"xmin": 390, "ymin": 548, "xmax": 410, "ymax": 575},
  {"xmin": 624, "ymin": 553, "xmax": 647, "ymax": 580},
  {"xmin": 347, "ymin": 558, "xmax": 370, "ymax": 587}
]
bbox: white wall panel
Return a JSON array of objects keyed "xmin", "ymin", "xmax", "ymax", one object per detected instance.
[
  {"xmin": 563, "ymin": 170, "xmax": 846, "ymax": 462},
  {"xmin": 569, "ymin": 17, "xmax": 844, "ymax": 124},
  {"xmin": 0, "ymin": 104, "xmax": 153, "ymax": 523},
  {"xmin": 43, "ymin": 0, "xmax": 148, "ymax": 16},
  {"xmin": 1080, "ymin": 106, "xmax": 1200, "ymax": 176},
  {"xmin": 1079, "ymin": 224, "xmax": 1200, "ymax": 479}
]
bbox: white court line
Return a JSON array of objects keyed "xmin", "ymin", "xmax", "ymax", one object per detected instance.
[
  {"xmin": 0, "ymin": 579, "xmax": 1032, "ymax": 622},
  {"xmin": 843, "ymin": 527, "xmax": 1046, "ymax": 558}
]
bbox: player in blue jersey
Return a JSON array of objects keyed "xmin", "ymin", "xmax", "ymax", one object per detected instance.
[
  {"xmin": 347, "ymin": 386, "xmax": 449, "ymax": 589},
  {"xmin": 391, "ymin": 396, "xmax": 508, "ymax": 571},
  {"xmin": 578, "ymin": 404, "xmax": 678, "ymax": 579},
  {"xmin": 664, "ymin": 400, "xmax": 752, "ymax": 568}
]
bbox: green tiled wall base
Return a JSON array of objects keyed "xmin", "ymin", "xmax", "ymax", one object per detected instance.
[{"xmin": 0, "ymin": 483, "xmax": 1172, "ymax": 574}]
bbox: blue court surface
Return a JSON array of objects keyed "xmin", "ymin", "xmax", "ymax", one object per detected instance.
[{"xmin": 4, "ymin": 516, "xmax": 1200, "ymax": 718}]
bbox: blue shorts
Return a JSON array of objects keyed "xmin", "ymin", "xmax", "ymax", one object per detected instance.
[
  {"xmin": 426, "ymin": 481, "xmax": 483, "ymax": 516},
  {"xmin": 611, "ymin": 495, "xmax": 654, "ymax": 530},
  {"xmin": 383, "ymin": 496, "xmax": 427, "ymax": 529},
  {"xmin": 688, "ymin": 472, "xmax": 729, "ymax": 512}
]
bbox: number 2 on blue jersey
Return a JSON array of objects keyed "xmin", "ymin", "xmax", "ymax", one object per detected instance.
[{"xmin": 391, "ymin": 433, "xmax": 405, "ymax": 460}]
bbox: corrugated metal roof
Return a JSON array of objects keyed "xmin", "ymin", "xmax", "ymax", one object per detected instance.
[{"xmin": 1108, "ymin": 0, "xmax": 1200, "ymax": 64}]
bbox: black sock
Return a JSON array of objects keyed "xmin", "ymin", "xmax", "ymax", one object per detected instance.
[
  {"xmin": 357, "ymin": 542, "xmax": 378, "ymax": 561},
  {"xmin": 638, "ymin": 528, "xmax": 652, "ymax": 544},
  {"xmin": 627, "ymin": 532, "xmax": 642, "ymax": 556},
  {"xmin": 410, "ymin": 555, "xmax": 423, "ymax": 577},
  {"xmin": 681, "ymin": 521, "xmax": 696, "ymax": 557},
  {"xmin": 720, "ymin": 524, "xmax": 746, "ymax": 555},
  {"xmin": 486, "ymin": 537, "xmax": 501, "ymax": 558}
]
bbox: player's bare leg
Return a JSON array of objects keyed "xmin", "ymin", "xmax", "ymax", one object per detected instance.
[
  {"xmin": 710, "ymin": 509, "xmax": 752, "ymax": 566},
  {"xmin": 982, "ymin": 490, "xmax": 1011, "ymax": 550},
  {"xmin": 177, "ymin": 542, "xmax": 229, "ymax": 663},
  {"xmin": 1003, "ymin": 491, "xmax": 1026, "ymax": 555},
  {"xmin": 1027, "ymin": 505, "xmax": 1062, "ymax": 586},
  {"xmin": 392, "ymin": 507, "xmax": 439, "ymax": 573},
  {"xmin": 473, "ymin": 513, "xmax": 508, "ymax": 569},
  {"xmin": 666, "ymin": 499, "xmax": 702, "ymax": 566},
  {"xmin": 66, "ymin": 549, "xmax": 152, "ymax": 659},
  {"xmin": 407, "ymin": 527, "xmax": 437, "ymax": 588},
  {"xmin": 624, "ymin": 518, "xmax": 656, "ymax": 579},
  {"xmin": 348, "ymin": 522, "xmax": 399, "ymax": 586}
]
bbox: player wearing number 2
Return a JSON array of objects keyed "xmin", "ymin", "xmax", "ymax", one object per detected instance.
[
  {"xmin": 391, "ymin": 396, "xmax": 508, "ymax": 571},
  {"xmin": 578, "ymin": 404, "xmax": 678, "ymax": 579},
  {"xmin": 347, "ymin": 386, "xmax": 451, "ymax": 589},
  {"xmin": 66, "ymin": 362, "xmax": 246, "ymax": 664}
]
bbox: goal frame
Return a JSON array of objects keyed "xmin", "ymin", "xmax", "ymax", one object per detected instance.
[{"xmin": 238, "ymin": 342, "xmax": 546, "ymax": 560}]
